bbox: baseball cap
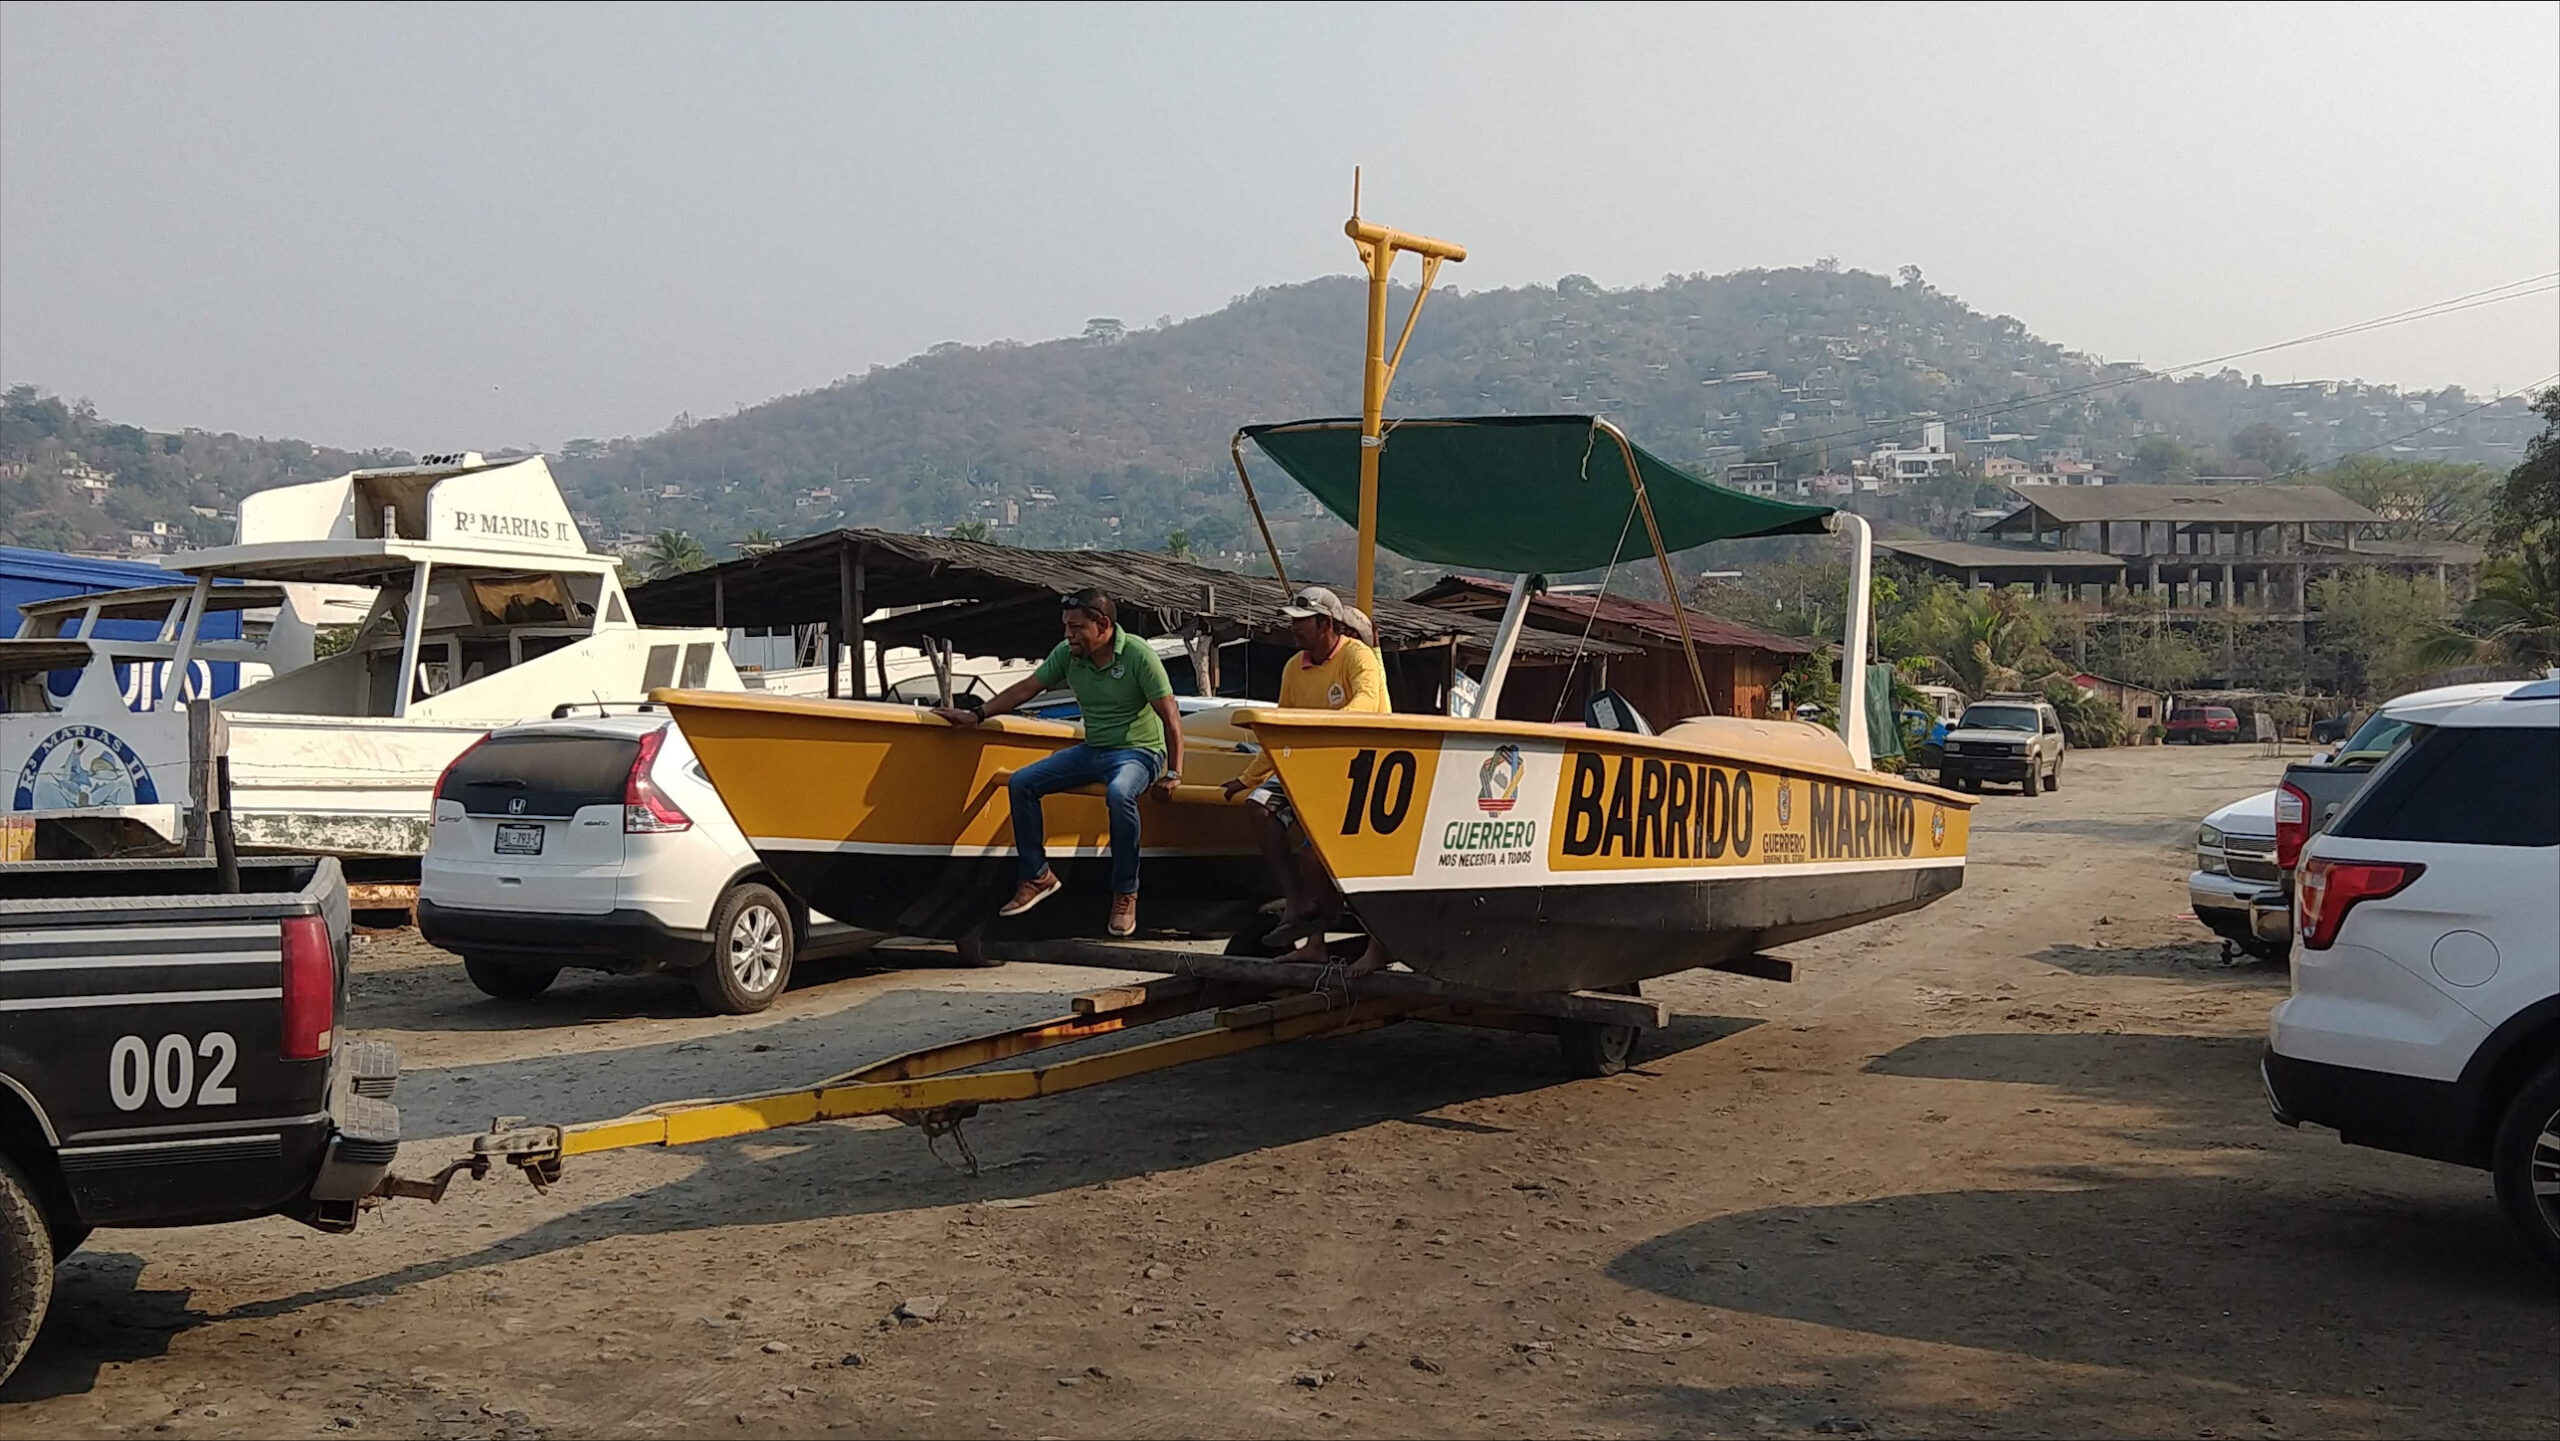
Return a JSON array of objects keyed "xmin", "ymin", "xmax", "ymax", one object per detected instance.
[
  {"xmin": 1343, "ymin": 605, "xmax": 1376, "ymax": 645},
  {"xmin": 1281, "ymin": 585, "xmax": 1352, "ymax": 624}
]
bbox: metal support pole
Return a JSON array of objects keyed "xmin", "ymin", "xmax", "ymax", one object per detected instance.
[
  {"xmin": 1836, "ymin": 512, "xmax": 1876, "ymax": 771},
  {"xmin": 1472, "ymin": 574, "xmax": 1535, "ymax": 720},
  {"xmin": 392, "ymin": 560, "xmax": 432, "ymax": 719},
  {"xmin": 1230, "ymin": 433, "xmax": 1291, "ymax": 589},
  {"xmin": 1345, "ymin": 186, "xmax": 1464, "ymax": 617},
  {"xmin": 1597, "ymin": 418, "xmax": 1713, "ymax": 716},
  {"xmin": 163, "ymin": 572, "xmax": 213, "ymax": 707}
]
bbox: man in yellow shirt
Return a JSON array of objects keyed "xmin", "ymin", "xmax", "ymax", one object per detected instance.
[{"xmin": 1224, "ymin": 585, "xmax": 1391, "ymax": 969}]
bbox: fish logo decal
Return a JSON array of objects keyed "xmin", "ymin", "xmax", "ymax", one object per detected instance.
[
  {"xmin": 1477, "ymin": 744, "xmax": 1524, "ymax": 814},
  {"xmin": 12, "ymin": 724, "xmax": 159, "ymax": 812}
]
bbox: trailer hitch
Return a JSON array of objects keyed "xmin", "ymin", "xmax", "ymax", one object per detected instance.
[{"xmin": 368, "ymin": 1116, "xmax": 567, "ymax": 1206}]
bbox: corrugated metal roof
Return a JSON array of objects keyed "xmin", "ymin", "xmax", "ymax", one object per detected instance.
[
  {"xmin": 1879, "ymin": 539, "xmax": 2127, "ymax": 572},
  {"xmin": 627, "ymin": 528, "xmax": 1628, "ymax": 663},
  {"xmin": 1408, "ymin": 574, "xmax": 1815, "ymax": 654},
  {"xmin": 1989, "ymin": 484, "xmax": 2379, "ymax": 527}
]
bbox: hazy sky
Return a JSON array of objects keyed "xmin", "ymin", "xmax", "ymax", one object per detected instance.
[{"xmin": 4, "ymin": 3, "xmax": 2555, "ymax": 452}]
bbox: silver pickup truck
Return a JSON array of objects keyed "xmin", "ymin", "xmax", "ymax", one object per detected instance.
[{"xmin": 0, "ymin": 856, "xmax": 401, "ymax": 1385}]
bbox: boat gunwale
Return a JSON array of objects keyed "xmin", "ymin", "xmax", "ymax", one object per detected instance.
[{"xmin": 1244, "ymin": 708, "xmax": 1977, "ymax": 808}]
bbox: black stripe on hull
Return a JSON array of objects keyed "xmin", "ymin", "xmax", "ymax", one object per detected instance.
[
  {"xmin": 762, "ymin": 850, "xmax": 1278, "ymax": 942},
  {"xmin": 1351, "ymin": 864, "xmax": 1966, "ymax": 993}
]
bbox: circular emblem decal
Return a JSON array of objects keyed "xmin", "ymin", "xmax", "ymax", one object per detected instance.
[
  {"xmin": 1326, "ymin": 682, "xmax": 1345, "ymax": 707},
  {"xmin": 1775, "ymin": 776, "xmax": 1792, "ymax": 826},
  {"xmin": 1930, "ymin": 805, "xmax": 1947, "ymax": 850},
  {"xmin": 13, "ymin": 724, "xmax": 161, "ymax": 811}
]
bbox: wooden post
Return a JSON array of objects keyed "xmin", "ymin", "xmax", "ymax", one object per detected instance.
[
  {"xmin": 850, "ymin": 542, "xmax": 871, "ymax": 702},
  {"xmin": 184, "ymin": 702, "xmax": 230, "ymax": 864}
]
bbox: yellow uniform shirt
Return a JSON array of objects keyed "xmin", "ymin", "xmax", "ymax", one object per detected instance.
[{"xmin": 1238, "ymin": 637, "xmax": 1390, "ymax": 786}]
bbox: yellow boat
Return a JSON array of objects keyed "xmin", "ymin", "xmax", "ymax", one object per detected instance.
[
  {"xmin": 664, "ymin": 694, "xmax": 1278, "ymax": 942},
  {"xmin": 660, "ymin": 195, "xmax": 1975, "ymax": 984}
]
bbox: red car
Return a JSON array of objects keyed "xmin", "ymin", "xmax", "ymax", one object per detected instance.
[{"xmin": 2167, "ymin": 705, "xmax": 2242, "ymax": 744}]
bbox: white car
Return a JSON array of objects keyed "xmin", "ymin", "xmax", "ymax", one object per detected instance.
[
  {"xmin": 2262, "ymin": 673, "xmax": 2560, "ymax": 1272},
  {"xmin": 418, "ymin": 709, "xmax": 878, "ymax": 1013}
]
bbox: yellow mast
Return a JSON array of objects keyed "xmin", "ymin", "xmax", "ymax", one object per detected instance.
[{"xmin": 1344, "ymin": 170, "xmax": 1464, "ymax": 615}]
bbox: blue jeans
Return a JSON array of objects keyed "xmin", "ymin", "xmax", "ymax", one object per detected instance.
[{"xmin": 1008, "ymin": 743, "xmax": 1164, "ymax": 896}]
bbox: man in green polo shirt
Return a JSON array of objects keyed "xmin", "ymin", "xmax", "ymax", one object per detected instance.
[{"xmin": 934, "ymin": 588, "xmax": 1184, "ymax": 937}]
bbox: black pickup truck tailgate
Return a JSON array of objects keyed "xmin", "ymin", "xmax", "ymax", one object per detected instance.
[{"xmin": 0, "ymin": 857, "xmax": 391, "ymax": 1228}]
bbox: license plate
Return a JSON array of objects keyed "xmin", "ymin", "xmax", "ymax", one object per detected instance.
[{"xmin": 494, "ymin": 823, "xmax": 545, "ymax": 856}]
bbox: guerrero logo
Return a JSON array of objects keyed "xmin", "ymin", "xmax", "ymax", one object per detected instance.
[
  {"xmin": 1930, "ymin": 804, "xmax": 1947, "ymax": 850},
  {"xmin": 13, "ymin": 724, "xmax": 160, "ymax": 811},
  {"xmin": 1477, "ymin": 744, "xmax": 1524, "ymax": 814},
  {"xmin": 1776, "ymin": 776, "xmax": 1793, "ymax": 826}
]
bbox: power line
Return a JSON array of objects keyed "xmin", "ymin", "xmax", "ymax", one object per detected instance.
[
  {"xmin": 2266, "ymin": 370, "xmax": 2560, "ymax": 480},
  {"xmin": 1728, "ymin": 272, "xmax": 2558, "ymax": 467}
]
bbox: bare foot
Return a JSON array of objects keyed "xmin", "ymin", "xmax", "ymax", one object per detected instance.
[
  {"xmin": 1275, "ymin": 935, "xmax": 1330, "ymax": 965},
  {"xmin": 1343, "ymin": 938, "xmax": 1391, "ymax": 979}
]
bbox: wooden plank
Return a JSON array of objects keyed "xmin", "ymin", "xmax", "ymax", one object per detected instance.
[
  {"xmin": 1214, "ymin": 990, "xmax": 1346, "ymax": 1028},
  {"xmin": 1071, "ymin": 974, "xmax": 1205, "ymax": 1017},
  {"xmin": 983, "ymin": 939, "xmax": 1670, "ymax": 1029},
  {"xmin": 1704, "ymin": 953, "xmax": 1794, "ymax": 983}
]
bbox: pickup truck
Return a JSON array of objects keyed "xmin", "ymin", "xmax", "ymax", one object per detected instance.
[{"xmin": 0, "ymin": 855, "xmax": 401, "ymax": 1385}]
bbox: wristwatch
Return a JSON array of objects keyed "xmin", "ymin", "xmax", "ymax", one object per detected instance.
[{"xmin": 1161, "ymin": 769, "xmax": 1182, "ymax": 783}]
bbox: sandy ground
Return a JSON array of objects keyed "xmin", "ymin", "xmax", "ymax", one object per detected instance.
[{"xmin": 3, "ymin": 745, "xmax": 2553, "ymax": 1440}]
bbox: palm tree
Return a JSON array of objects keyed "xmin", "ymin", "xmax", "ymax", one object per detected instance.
[
  {"xmin": 2416, "ymin": 538, "xmax": 2560, "ymax": 672},
  {"xmin": 640, "ymin": 529, "xmax": 710, "ymax": 580},
  {"xmin": 949, "ymin": 519, "xmax": 992, "ymax": 542},
  {"xmin": 735, "ymin": 527, "xmax": 781, "ymax": 557}
]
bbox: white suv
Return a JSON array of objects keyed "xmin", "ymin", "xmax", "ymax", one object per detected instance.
[
  {"xmin": 418, "ymin": 710, "xmax": 876, "ymax": 1013},
  {"xmin": 2263, "ymin": 674, "xmax": 2560, "ymax": 1272}
]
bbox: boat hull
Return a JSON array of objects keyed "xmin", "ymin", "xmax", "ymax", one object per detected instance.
[
  {"xmin": 658, "ymin": 691, "xmax": 1276, "ymax": 941},
  {"xmin": 1253, "ymin": 711, "xmax": 1974, "ymax": 993}
]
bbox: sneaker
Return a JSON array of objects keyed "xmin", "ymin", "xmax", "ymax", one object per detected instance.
[
  {"xmin": 999, "ymin": 871, "xmax": 1062, "ymax": 917},
  {"xmin": 1108, "ymin": 893, "xmax": 1138, "ymax": 937}
]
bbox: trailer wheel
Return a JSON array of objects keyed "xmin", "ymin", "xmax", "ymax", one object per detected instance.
[
  {"xmin": 461, "ymin": 953, "xmax": 560, "ymax": 1001},
  {"xmin": 1558, "ymin": 1020, "xmax": 1640, "ymax": 1078},
  {"xmin": 0, "ymin": 1151, "xmax": 55, "ymax": 1388}
]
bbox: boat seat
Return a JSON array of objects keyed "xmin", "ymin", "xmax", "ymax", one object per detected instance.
[{"xmin": 1583, "ymin": 689, "xmax": 1653, "ymax": 736}]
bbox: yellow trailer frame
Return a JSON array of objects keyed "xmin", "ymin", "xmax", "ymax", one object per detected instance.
[{"xmin": 373, "ymin": 947, "xmax": 1699, "ymax": 1204}]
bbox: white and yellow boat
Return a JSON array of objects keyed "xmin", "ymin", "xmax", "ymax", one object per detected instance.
[{"xmin": 660, "ymin": 199, "xmax": 1975, "ymax": 987}]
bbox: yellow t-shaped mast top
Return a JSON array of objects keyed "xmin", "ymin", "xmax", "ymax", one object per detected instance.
[{"xmin": 1344, "ymin": 169, "xmax": 1464, "ymax": 616}]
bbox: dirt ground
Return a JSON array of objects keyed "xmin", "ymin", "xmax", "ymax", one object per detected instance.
[{"xmin": 3, "ymin": 745, "xmax": 2553, "ymax": 1439}]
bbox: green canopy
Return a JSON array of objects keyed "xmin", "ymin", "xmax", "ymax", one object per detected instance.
[{"xmin": 1241, "ymin": 415, "xmax": 1833, "ymax": 573}]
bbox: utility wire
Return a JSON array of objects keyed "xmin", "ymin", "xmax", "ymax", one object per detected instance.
[
  {"xmin": 1725, "ymin": 272, "xmax": 2558, "ymax": 467},
  {"xmin": 2264, "ymin": 371, "xmax": 2560, "ymax": 481}
]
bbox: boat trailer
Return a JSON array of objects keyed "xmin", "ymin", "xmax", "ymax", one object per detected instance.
[{"xmin": 374, "ymin": 939, "xmax": 1791, "ymax": 1204}]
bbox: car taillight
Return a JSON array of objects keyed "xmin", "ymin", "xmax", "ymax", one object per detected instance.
[
  {"xmin": 434, "ymin": 732, "xmax": 492, "ymax": 806},
  {"xmin": 2273, "ymin": 782, "xmax": 2310, "ymax": 869},
  {"xmin": 279, "ymin": 914, "xmax": 335, "ymax": 1060},
  {"xmin": 625, "ymin": 724, "xmax": 693, "ymax": 833},
  {"xmin": 2296, "ymin": 857, "xmax": 2423, "ymax": 950}
]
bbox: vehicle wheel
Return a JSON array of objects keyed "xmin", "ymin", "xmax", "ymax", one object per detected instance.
[
  {"xmin": 0, "ymin": 1152, "xmax": 55, "ymax": 1388},
  {"xmin": 1558, "ymin": 984, "xmax": 1644, "ymax": 1078},
  {"xmin": 2021, "ymin": 764, "xmax": 2042, "ymax": 797},
  {"xmin": 951, "ymin": 926, "xmax": 1004, "ymax": 969},
  {"xmin": 695, "ymin": 883, "xmax": 795, "ymax": 1014},
  {"xmin": 462, "ymin": 953, "xmax": 559, "ymax": 1001},
  {"xmin": 2046, "ymin": 759, "xmax": 2062, "ymax": 792},
  {"xmin": 2491, "ymin": 1057, "xmax": 2560, "ymax": 1277}
]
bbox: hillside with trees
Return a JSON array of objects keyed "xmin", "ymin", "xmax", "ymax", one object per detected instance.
[{"xmin": 3, "ymin": 265, "xmax": 2540, "ymax": 572}]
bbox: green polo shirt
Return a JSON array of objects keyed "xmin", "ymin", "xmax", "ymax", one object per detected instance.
[{"xmin": 1033, "ymin": 629, "xmax": 1173, "ymax": 752}]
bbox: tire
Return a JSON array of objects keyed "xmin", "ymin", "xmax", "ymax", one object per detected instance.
[
  {"xmin": 2021, "ymin": 763, "xmax": 2042, "ymax": 797},
  {"xmin": 462, "ymin": 953, "xmax": 559, "ymax": 1001},
  {"xmin": 2045, "ymin": 757, "xmax": 2062, "ymax": 792},
  {"xmin": 1558, "ymin": 984, "xmax": 1644, "ymax": 1078},
  {"xmin": 693, "ymin": 883, "xmax": 795, "ymax": 1014},
  {"xmin": 2491, "ymin": 1057, "xmax": 2560, "ymax": 1278},
  {"xmin": 1, "ymin": 1151, "xmax": 55, "ymax": 1389}
]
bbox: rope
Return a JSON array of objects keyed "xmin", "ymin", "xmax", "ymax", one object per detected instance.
[{"xmin": 1549, "ymin": 496, "xmax": 1641, "ymax": 724}]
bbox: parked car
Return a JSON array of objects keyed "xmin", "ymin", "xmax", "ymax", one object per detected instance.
[
  {"xmin": 2190, "ymin": 789, "xmax": 2289, "ymax": 961},
  {"xmin": 2262, "ymin": 673, "xmax": 2560, "ymax": 1273},
  {"xmin": 0, "ymin": 855, "xmax": 401, "ymax": 1384},
  {"xmin": 2309, "ymin": 710, "xmax": 2362, "ymax": 745},
  {"xmin": 418, "ymin": 710, "xmax": 880, "ymax": 1014},
  {"xmin": 2166, "ymin": 705, "xmax": 2243, "ymax": 744},
  {"xmin": 1936, "ymin": 697, "xmax": 2066, "ymax": 795}
]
